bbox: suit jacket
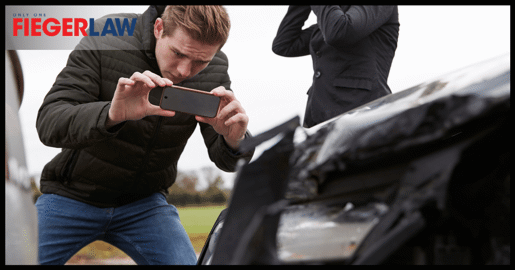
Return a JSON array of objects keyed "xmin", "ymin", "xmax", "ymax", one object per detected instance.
[{"xmin": 273, "ymin": 5, "xmax": 399, "ymax": 127}]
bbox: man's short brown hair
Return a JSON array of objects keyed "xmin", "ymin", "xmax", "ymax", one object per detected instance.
[{"xmin": 161, "ymin": 5, "xmax": 230, "ymax": 50}]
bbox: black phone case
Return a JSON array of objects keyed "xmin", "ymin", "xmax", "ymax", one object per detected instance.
[{"xmin": 159, "ymin": 86, "xmax": 221, "ymax": 118}]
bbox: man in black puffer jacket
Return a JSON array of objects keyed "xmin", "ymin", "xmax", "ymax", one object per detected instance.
[{"xmin": 35, "ymin": 6, "xmax": 254, "ymax": 265}]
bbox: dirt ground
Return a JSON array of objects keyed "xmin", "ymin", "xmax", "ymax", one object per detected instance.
[
  {"xmin": 65, "ymin": 256, "xmax": 136, "ymax": 265},
  {"xmin": 65, "ymin": 253, "xmax": 201, "ymax": 265}
]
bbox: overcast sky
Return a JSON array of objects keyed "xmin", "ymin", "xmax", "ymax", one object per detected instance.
[{"xmin": 15, "ymin": 5, "xmax": 510, "ymax": 187}]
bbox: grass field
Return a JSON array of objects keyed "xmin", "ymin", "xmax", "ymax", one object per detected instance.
[
  {"xmin": 177, "ymin": 205, "xmax": 226, "ymax": 253},
  {"xmin": 68, "ymin": 204, "xmax": 226, "ymax": 263}
]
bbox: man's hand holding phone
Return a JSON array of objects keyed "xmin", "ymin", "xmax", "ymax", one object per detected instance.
[
  {"xmin": 106, "ymin": 70, "xmax": 176, "ymax": 129},
  {"xmin": 160, "ymin": 84, "xmax": 248, "ymax": 150},
  {"xmin": 108, "ymin": 71, "xmax": 248, "ymax": 150},
  {"xmin": 195, "ymin": 86, "xmax": 249, "ymax": 151}
]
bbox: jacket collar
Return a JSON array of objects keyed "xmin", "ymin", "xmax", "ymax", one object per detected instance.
[{"xmin": 141, "ymin": 5, "xmax": 167, "ymax": 60}]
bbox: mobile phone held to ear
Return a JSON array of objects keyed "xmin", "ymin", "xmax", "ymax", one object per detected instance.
[{"xmin": 160, "ymin": 85, "xmax": 221, "ymax": 118}]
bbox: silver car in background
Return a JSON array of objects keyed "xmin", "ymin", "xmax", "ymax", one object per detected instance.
[{"xmin": 5, "ymin": 50, "xmax": 39, "ymax": 265}]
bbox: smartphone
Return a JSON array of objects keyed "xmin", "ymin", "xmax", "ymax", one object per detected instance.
[{"xmin": 159, "ymin": 85, "xmax": 220, "ymax": 118}]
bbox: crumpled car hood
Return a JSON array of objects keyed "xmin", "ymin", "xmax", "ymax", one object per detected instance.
[
  {"xmin": 287, "ymin": 53, "xmax": 510, "ymax": 200},
  {"xmin": 204, "ymin": 53, "xmax": 510, "ymax": 265}
]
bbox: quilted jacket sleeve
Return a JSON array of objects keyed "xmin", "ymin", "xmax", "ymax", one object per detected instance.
[{"xmin": 36, "ymin": 36, "xmax": 122, "ymax": 150}]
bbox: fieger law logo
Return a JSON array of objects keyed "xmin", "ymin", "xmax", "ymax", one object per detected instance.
[{"xmin": 12, "ymin": 13, "xmax": 136, "ymax": 37}]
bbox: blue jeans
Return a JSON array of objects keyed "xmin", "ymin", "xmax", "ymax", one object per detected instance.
[{"xmin": 35, "ymin": 193, "xmax": 197, "ymax": 265}]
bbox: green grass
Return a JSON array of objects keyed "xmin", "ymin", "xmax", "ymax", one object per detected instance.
[
  {"xmin": 177, "ymin": 205, "xmax": 226, "ymax": 253},
  {"xmin": 177, "ymin": 205, "xmax": 226, "ymax": 233}
]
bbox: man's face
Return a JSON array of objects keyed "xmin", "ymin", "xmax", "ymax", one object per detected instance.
[{"xmin": 154, "ymin": 18, "xmax": 220, "ymax": 84}]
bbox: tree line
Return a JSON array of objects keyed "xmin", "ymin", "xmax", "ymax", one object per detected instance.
[{"xmin": 165, "ymin": 168, "xmax": 230, "ymax": 206}]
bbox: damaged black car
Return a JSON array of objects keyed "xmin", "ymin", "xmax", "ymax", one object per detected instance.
[{"xmin": 198, "ymin": 54, "xmax": 510, "ymax": 265}]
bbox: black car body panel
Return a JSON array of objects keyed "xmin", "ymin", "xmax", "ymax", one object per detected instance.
[{"xmin": 199, "ymin": 54, "xmax": 510, "ymax": 265}]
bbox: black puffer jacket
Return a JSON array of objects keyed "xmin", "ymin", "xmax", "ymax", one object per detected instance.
[{"xmin": 36, "ymin": 6, "xmax": 254, "ymax": 208}]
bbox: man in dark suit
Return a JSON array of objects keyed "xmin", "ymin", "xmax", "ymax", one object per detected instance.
[{"xmin": 273, "ymin": 6, "xmax": 399, "ymax": 128}]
